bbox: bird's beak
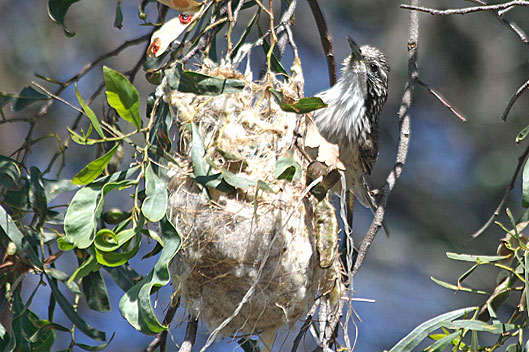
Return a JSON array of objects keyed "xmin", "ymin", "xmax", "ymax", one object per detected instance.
[{"xmin": 347, "ymin": 36, "xmax": 363, "ymax": 62}]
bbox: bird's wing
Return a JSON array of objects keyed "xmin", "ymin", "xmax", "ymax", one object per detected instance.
[{"xmin": 358, "ymin": 124, "xmax": 379, "ymax": 175}]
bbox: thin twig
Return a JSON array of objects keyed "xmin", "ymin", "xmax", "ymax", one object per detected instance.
[
  {"xmin": 145, "ymin": 296, "xmax": 180, "ymax": 352},
  {"xmin": 501, "ymin": 79, "xmax": 529, "ymax": 121},
  {"xmin": 352, "ymin": 0, "xmax": 419, "ymax": 279},
  {"xmin": 470, "ymin": 142, "xmax": 529, "ymax": 239},
  {"xmin": 291, "ymin": 299, "xmax": 320, "ymax": 352},
  {"xmin": 37, "ymin": 33, "xmax": 151, "ymax": 118},
  {"xmin": 465, "ymin": 0, "xmax": 529, "ymax": 48},
  {"xmin": 401, "ymin": 1, "xmax": 529, "ymax": 16},
  {"xmin": 31, "ymin": 81, "xmax": 86, "ymax": 116},
  {"xmin": 307, "ymin": 0, "xmax": 337, "ymax": 86},
  {"xmin": 178, "ymin": 317, "xmax": 198, "ymax": 352},
  {"xmin": 416, "ymin": 79, "xmax": 467, "ymax": 122}
]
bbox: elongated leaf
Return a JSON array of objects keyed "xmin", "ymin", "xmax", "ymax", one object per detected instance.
[
  {"xmin": 280, "ymin": 97, "xmax": 327, "ymax": 114},
  {"xmin": 103, "ymin": 66, "xmax": 141, "ymax": 130},
  {"xmin": 431, "ymin": 276, "xmax": 489, "ymax": 295},
  {"xmin": 523, "ymin": 160, "xmax": 529, "ymax": 208},
  {"xmin": 68, "ymin": 255, "xmax": 101, "ymax": 283},
  {"xmin": 141, "ymin": 163, "xmax": 168, "ymax": 222},
  {"xmin": 388, "ymin": 307, "xmax": 477, "ymax": 352},
  {"xmin": 74, "ymin": 332, "xmax": 115, "ymax": 351},
  {"xmin": 0, "ymin": 204, "xmax": 25, "ymax": 250},
  {"xmin": 190, "ymin": 123, "xmax": 211, "ymax": 178},
  {"xmin": 426, "ymin": 331, "xmax": 461, "ymax": 352},
  {"xmin": 94, "ymin": 233, "xmax": 141, "ymax": 267},
  {"xmin": 446, "ymin": 252, "xmax": 511, "ymax": 263},
  {"xmin": 94, "ymin": 228, "xmax": 135, "ymax": 253},
  {"xmin": 71, "ymin": 143, "xmax": 120, "ymax": 185},
  {"xmin": 29, "ymin": 167, "xmax": 48, "ymax": 225},
  {"xmin": 114, "ymin": 1, "xmax": 123, "ymax": 29},
  {"xmin": 42, "ymin": 178, "xmax": 78, "ymax": 202},
  {"xmin": 105, "ymin": 265, "xmax": 141, "ymax": 292},
  {"xmin": 63, "ymin": 178, "xmax": 135, "ymax": 249},
  {"xmin": 166, "ymin": 65, "xmax": 244, "ymax": 96},
  {"xmin": 46, "ymin": 274, "xmax": 107, "ymax": 341},
  {"xmin": 119, "ymin": 216, "xmax": 181, "ymax": 334},
  {"xmin": 0, "ymin": 87, "xmax": 49, "ymax": 111},
  {"xmin": 275, "ymin": 152, "xmax": 302, "ymax": 182},
  {"xmin": 443, "ymin": 320, "xmax": 516, "ymax": 334},
  {"xmin": 0, "ymin": 155, "xmax": 21, "ymax": 186},
  {"xmin": 75, "ymin": 86, "xmax": 104, "ymax": 138},
  {"xmin": 47, "ymin": 0, "xmax": 82, "ymax": 36},
  {"xmin": 82, "ymin": 271, "xmax": 111, "ymax": 312}
]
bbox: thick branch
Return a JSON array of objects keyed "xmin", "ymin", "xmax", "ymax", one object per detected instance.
[
  {"xmin": 401, "ymin": 1, "xmax": 529, "ymax": 16},
  {"xmin": 352, "ymin": 0, "xmax": 419, "ymax": 279},
  {"xmin": 307, "ymin": 0, "xmax": 337, "ymax": 86}
]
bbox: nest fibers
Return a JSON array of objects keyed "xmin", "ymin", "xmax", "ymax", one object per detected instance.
[{"xmin": 164, "ymin": 59, "xmax": 342, "ymax": 345}]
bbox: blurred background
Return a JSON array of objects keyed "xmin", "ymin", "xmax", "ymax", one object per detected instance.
[{"xmin": 1, "ymin": 0, "xmax": 529, "ymax": 350}]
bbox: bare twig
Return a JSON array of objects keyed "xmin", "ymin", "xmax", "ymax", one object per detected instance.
[
  {"xmin": 501, "ymin": 79, "xmax": 529, "ymax": 121},
  {"xmin": 401, "ymin": 1, "xmax": 529, "ymax": 16},
  {"xmin": 416, "ymin": 79, "xmax": 467, "ymax": 122},
  {"xmin": 178, "ymin": 316, "xmax": 198, "ymax": 352},
  {"xmin": 465, "ymin": 0, "xmax": 529, "ymax": 48},
  {"xmin": 307, "ymin": 0, "xmax": 337, "ymax": 86},
  {"xmin": 352, "ymin": 0, "xmax": 419, "ymax": 279},
  {"xmin": 37, "ymin": 33, "xmax": 151, "ymax": 118},
  {"xmin": 470, "ymin": 142, "xmax": 529, "ymax": 239},
  {"xmin": 291, "ymin": 299, "xmax": 320, "ymax": 352},
  {"xmin": 145, "ymin": 297, "xmax": 180, "ymax": 352}
]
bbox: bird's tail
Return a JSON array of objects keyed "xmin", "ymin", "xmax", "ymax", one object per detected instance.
[{"xmin": 352, "ymin": 176, "xmax": 390, "ymax": 237}]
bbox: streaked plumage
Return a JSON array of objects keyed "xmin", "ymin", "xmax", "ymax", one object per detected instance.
[{"xmin": 314, "ymin": 39, "xmax": 389, "ymax": 207}]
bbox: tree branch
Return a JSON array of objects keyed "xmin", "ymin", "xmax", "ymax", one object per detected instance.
[
  {"xmin": 416, "ymin": 79, "xmax": 467, "ymax": 123},
  {"xmin": 501, "ymin": 78, "xmax": 529, "ymax": 121},
  {"xmin": 352, "ymin": 0, "xmax": 419, "ymax": 279},
  {"xmin": 307, "ymin": 0, "xmax": 337, "ymax": 86},
  {"xmin": 401, "ymin": 1, "xmax": 529, "ymax": 16},
  {"xmin": 469, "ymin": 142, "xmax": 529, "ymax": 239}
]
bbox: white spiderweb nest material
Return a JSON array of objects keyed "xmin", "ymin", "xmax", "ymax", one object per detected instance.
[{"xmin": 164, "ymin": 60, "xmax": 342, "ymax": 341}]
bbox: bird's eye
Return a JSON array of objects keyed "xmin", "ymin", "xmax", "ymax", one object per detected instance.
[
  {"xmin": 179, "ymin": 13, "xmax": 193, "ymax": 24},
  {"xmin": 369, "ymin": 63, "xmax": 378, "ymax": 73}
]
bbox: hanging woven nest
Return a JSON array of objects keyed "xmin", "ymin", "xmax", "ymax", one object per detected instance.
[{"xmin": 163, "ymin": 59, "xmax": 343, "ymax": 345}]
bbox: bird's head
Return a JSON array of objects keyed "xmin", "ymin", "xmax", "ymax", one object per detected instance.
[{"xmin": 346, "ymin": 36, "xmax": 390, "ymax": 115}]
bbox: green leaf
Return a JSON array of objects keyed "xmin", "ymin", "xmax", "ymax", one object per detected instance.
[
  {"xmin": 523, "ymin": 160, "xmax": 529, "ymax": 208},
  {"xmin": 275, "ymin": 152, "xmax": 302, "ymax": 181},
  {"xmin": 74, "ymin": 333, "xmax": 115, "ymax": 351},
  {"xmin": 114, "ymin": 1, "xmax": 123, "ymax": 29},
  {"xmin": 46, "ymin": 274, "xmax": 107, "ymax": 341},
  {"xmin": 238, "ymin": 338, "xmax": 260, "ymax": 352},
  {"xmin": 47, "ymin": 0, "xmax": 82, "ymax": 36},
  {"xmin": 387, "ymin": 307, "xmax": 478, "ymax": 352},
  {"xmin": 94, "ymin": 228, "xmax": 135, "ymax": 253},
  {"xmin": 0, "ymin": 204, "xmax": 25, "ymax": 251},
  {"xmin": 75, "ymin": 85, "xmax": 105, "ymax": 139},
  {"xmin": 430, "ymin": 276, "xmax": 489, "ymax": 295},
  {"xmin": 29, "ymin": 167, "xmax": 48, "ymax": 225},
  {"xmin": 63, "ymin": 177, "xmax": 135, "ymax": 249},
  {"xmin": 94, "ymin": 231, "xmax": 141, "ymax": 267},
  {"xmin": 42, "ymin": 178, "xmax": 78, "ymax": 202},
  {"xmin": 516, "ymin": 124, "xmax": 529, "ymax": 144},
  {"xmin": 221, "ymin": 168, "xmax": 256, "ymax": 189},
  {"xmin": 190, "ymin": 123, "xmax": 212, "ymax": 178},
  {"xmin": 446, "ymin": 252, "xmax": 511, "ymax": 263},
  {"xmin": 82, "ymin": 271, "xmax": 111, "ymax": 312},
  {"xmin": 68, "ymin": 127, "xmax": 98, "ymax": 145},
  {"xmin": 119, "ymin": 216, "xmax": 181, "ymax": 334},
  {"xmin": 0, "ymin": 155, "xmax": 21, "ymax": 187},
  {"xmin": 0, "ymin": 87, "xmax": 49, "ymax": 111},
  {"xmin": 141, "ymin": 163, "xmax": 168, "ymax": 222},
  {"xmin": 257, "ymin": 24, "xmax": 288, "ymax": 77},
  {"xmin": 166, "ymin": 65, "xmax": 245, "ymax": 96},
  {"xmin": 103, "ymin": 66, "xmax": 141, "ymax": 130},
  {"xmin": 71, "ymin": 143, "xmax": 120, "ymax": 185},
  {"xmin": 280, "ymin": 97, "xmax": 327, "ymax": 114},
  {"xmin": 443, "ymin": 320, "xmax": 516, "ymax": 334},
  {"xmin": 105, "ymin": 265, "xmax": 141, "ymax": 292},
  {"xmin": 426, "ymin": 331, "xmax": 461, "ymax": 352},
  {"xmin": 69, "ymin": 255, "xmax": 101, "ymax": 282}
]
